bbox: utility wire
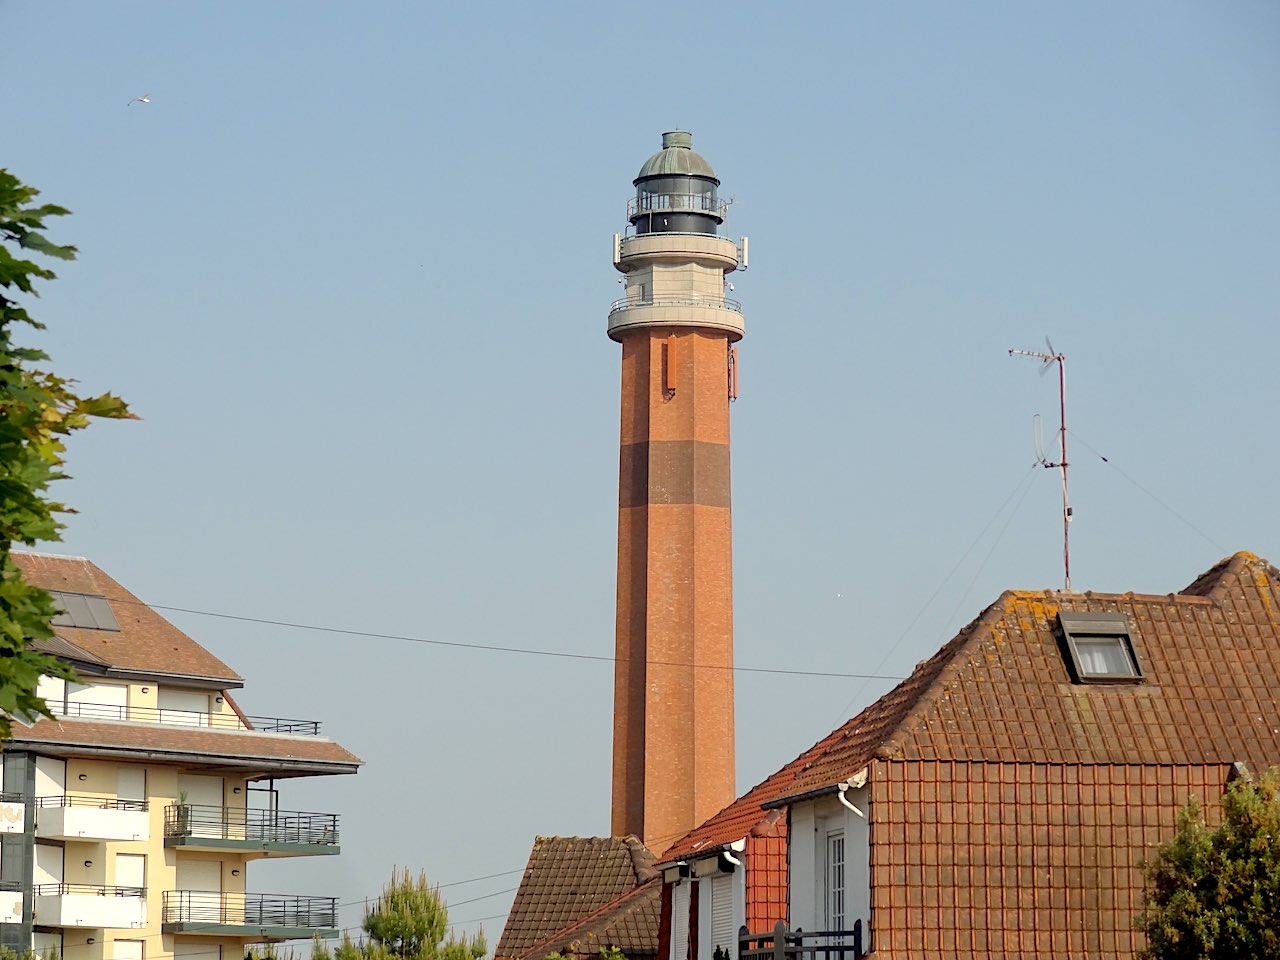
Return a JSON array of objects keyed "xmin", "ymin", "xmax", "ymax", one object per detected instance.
[
  {"xmin": 826, "ymin": 462, "xmax": 1040, "ymax": 728},
  {"xmin": 1067, "ymin": 429, "xmax": 1228, "ymax": 554},
  {"xmin": 104, "ymin": 596, "xmax": 906, "ymax": 682}
]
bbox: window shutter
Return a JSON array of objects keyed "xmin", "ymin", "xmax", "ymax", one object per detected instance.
[
  {"xmin": 709, "ymin": 874, "xmax": 735, "ymax": 958},
  {"xmin": 672, "ymin": 882, "xmax": 690, "ymax": 960}
]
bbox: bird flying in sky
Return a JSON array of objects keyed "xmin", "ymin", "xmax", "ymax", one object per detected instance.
[{"xmin": 127, "ymin": 94, "xmax": 151, "ymax": 106}]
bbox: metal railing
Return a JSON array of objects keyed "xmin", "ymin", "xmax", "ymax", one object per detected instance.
[
  {"xmin": 608, "ymin": 296, "xmax": 743, "ymax": 315},
  {"xmin": 52, "ymin": 701, "xmax": 321, "ymax": 736},
  {"xmin": 33, "ymin": 883, "xmax": 144, "ymax": 898},
  {"xmin": 164, "ymin": 804, "xmax": 339, "ymax": 845},
  {"xmin": 162, "ymin": 891, "xmax": 337, "ymax": 929},
  {"xmin": 36, "ymin": 794, "xmax": 148, "ymax": 812},
  {"xmin": 628, "ymin": 194, "xmax": 728, "ymax": 218},
  {"xmin": 740, "ymin": 922, "xmax": 865, "ymax": 960}
]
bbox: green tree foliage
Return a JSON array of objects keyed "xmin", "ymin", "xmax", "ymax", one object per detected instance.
[
  {"xmin": 0, "ymin": 169, "xmax": 133, "ymax": 737},
  {"xmin": 1137, "ymin": 769, "xmax": 1280, "ymax": 959},
  {"xmin": 319, "ymin": 868, "xmax": 487, "ymax": 960}
]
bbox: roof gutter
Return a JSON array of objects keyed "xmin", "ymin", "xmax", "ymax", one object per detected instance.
[
  {"xmin": 4, "ymin": 739, "xmax": 360, "ymax": 778},
  {"xmin": 656, "ymin": 837, "xmax": 745, "ymax": 873},
  {"xmin": 762, "ymin": 766, "xmax": 870, "ymax": 810}
]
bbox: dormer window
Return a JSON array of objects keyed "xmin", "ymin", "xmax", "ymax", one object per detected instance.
[
  {"xmin": 48, "ymin": 591, "xmax": 120, "ymax": 632},
  {"xmin": 1058, "ymin": 612, "xmax": 1143, "ymax": 683}
]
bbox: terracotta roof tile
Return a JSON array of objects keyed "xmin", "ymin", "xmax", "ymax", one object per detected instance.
[
  {"xmin": 14, "ymin": 552, "xmax": 241, "ymax": 682},
  {"xmin": 496, "ymin": 837, "xmax": 658, "ymax": 960},
  {"xmin": 8, "ymin": 716, "xmax": 362, "ymax": 774},
  {"xmin": 516, "ymin": 879, "xmax": 662, "ymax": 960},
  {"xmin": 866, "ymin": 761, "xmax": 1232, "ymax": 959}
]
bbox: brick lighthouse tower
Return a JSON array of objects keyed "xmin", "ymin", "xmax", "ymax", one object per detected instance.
[{"xmin": 608, "ymin": 131, "xmax": 746, "ymax": 854}]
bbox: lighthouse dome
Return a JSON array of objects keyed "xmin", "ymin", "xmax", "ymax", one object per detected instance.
[{"xmin": 635, "ymin": 131, "xmax": 719, "ymax": 184}]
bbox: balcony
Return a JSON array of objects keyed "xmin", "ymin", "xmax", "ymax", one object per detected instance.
[
  {"xmin": 53, "ymin": 701, "xmax": 322, "ymax": 735},
  {"xmin": 36, "ymin": 795, "xmax": 149, "ymax": 842},
  {"xmin": 740, "ymin": 922, "xmax": 867, "ymax": 960},
  {"xmin": 164, "ymin": 804, "xmax": 339, "ymax": 856},
  {"xmin": 162, "ymin": 891, "xmax": 337, "ymax": 940},
  {"xmin": 33, "ymin": 883, "xmax": 145, "ymax": 929}
]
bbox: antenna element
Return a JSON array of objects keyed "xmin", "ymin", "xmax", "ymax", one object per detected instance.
[{"xmin": 1009, "ymin": 345, "xmax": 1072, "ymax": 591}]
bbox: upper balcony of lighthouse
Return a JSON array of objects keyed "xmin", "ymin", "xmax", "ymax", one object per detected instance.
[{"xmin": 611, "ymin": 131, "xmax": 746, "ymax": 341}]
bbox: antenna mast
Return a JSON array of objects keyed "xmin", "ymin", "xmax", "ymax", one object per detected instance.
[{"xmin": 1009, "ymin": 344, "xmax": 1071, "ymax": 591}]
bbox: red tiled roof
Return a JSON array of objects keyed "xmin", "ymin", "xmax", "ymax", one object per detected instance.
[
  {"xmin": 8, "ymin": 716, "xmax": 361, "ymax": 774},
  {"xmin": 496, "ymin": 837, "xmax": 658, "ymax": 960},
  {"xmin": 866, "ymin": 760, "xmax": 1232, "ymax": 958},
  {"xmin": 13, "ymin": 552, "xmax": 241, "ymax": 683},
  {"xmin": 517, "ymin": 878, "xmax": 662, "ymax": 960},
  {"xmin": 665, "ymin": 551, "xmax": 1280, "ymax": 859}
]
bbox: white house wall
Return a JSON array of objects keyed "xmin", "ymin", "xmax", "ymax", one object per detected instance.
[{"xmin": 788, "ymin": 789, "xmax": 870, "ymax": 941}]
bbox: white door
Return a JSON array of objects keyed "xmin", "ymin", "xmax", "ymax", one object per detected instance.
[
  {"xmin": 34, "ymin": 757, "xmax": 65, "ymax": 800},
  {"xmin": 176, "ymin": 858, "xmax": 222, "ymax": 892},
  {"xmin": 115, "ymin": 853, "xmax": 145, "ymax": 892},
  {"xmin": 67, "ymin": 681, "xmax": 128, "ymax": 720},
  {"xmin": 113, "ymin": 940, "xmax": 144, "ymax": 960},
  {"xmin": 825, "ymin": 831, "xmax": 846, "ymax": 932},
  {"xmin": 34, "ymin": 843, "xmax": 62, "ymax": 886},
  {"xmin": 117, "ymin": 767, "xmax": 146, "ymax": 805},
  {"xmin": 178, "ymin": 775, "xmax": 223, "ymax": 838},
  {"xmin": 174, "ymin": 944, "xmax": 220, "ymax": 960},
  {"xmin": 159, "ymin": 690, "xmax": 211, "ymax": 727},
  {"xmin": 33, "ymin": 932, "xmax": 62, "ymax": 958}
]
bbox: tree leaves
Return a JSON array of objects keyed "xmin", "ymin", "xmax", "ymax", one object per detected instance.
[
  {"xmin": 0, "ymin": 168, "xmax": 134, "ymax": 739},
  {"xmin": 1137, "ymin": 770, "xmax": 1280, "ymax": 959}
]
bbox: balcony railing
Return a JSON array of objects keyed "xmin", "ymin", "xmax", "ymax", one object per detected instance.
[
  {"xmin": 52, "ymin": 701, "xmax": 321, "ymax": 736},
  {"xmin": 608, "ymin": 296, "xmax": 743, "ymax": 316},
  {"xmin": 740, "ymin": 922, "xmax": 866, "ymax": 960},
  {"xmin": 164, "ymin": 804, "xmax": 339, "ymax": 846},
  {"xmin": 34, "ymin": 883, "xmax": 144, "ymax": 898},
  {"xmin": 162, "ymin": 891, "xmax": 337, "ymax": 933},
  {"xmin": 37, "ymin": 795, "xmax": 148, "ymax": 811},
  {"xmin": 628, "ymin": 194, "xmax": 728, "ymax": 219}
]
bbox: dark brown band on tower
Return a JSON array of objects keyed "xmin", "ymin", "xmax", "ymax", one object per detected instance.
[{"xmin": 619, "ymin": 440, "xmax": 731, "ymax": 508}]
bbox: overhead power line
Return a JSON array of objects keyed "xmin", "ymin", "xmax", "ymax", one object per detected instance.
[{"xmin": 104, "ymin": 596, "xmax": 907, "ymax": 682}]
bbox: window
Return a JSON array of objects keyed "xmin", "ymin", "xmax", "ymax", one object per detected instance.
[
  {"xmin": 825, "ymin": 831, "xmax": 845, "ymax": 931},
  {"xmin": 1058, "ymin": 612, "xmax": 1143, "ymax": 683}
]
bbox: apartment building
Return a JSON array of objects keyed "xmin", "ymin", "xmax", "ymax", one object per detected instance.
[{"xmin": 0, "ymin": 552, "xmax": 362, "ymax": 960}]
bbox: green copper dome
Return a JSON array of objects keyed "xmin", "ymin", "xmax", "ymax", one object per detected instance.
[{"xmin": 634, "ymin": 131, "xmax": 719, "ymax": 183}]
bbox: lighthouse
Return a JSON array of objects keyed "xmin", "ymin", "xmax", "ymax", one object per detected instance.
[{"xmin": 609, "ymin": 131, "xmax": 746, "ymax": 854}]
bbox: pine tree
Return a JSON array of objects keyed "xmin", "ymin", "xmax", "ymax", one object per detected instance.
[{"xmin": 319, "ymin": 868, "xmax": 487, "ymax": 960}]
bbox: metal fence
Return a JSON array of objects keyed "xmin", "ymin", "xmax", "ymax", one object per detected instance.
[
  {"xmin": 33, "ymin": 883, "xmax": 144, "ymax": 898},
  {"xmin": 53, "ymin": 701, "xmax": 321, "ymax": 735},
  {"xmin": 162, "ymin": 891, "xmax": 337, "ymax": 928},
  {"xmin": 740, "ymin": 922, "xmax": 865, "ymax": 960},
  {"xmin": 164, "ymin": 804, "xmax": 339, "ymax": 845},
  {"xmin": 36, "ymin": 794, "xmax": 148, "ymax": 811}
]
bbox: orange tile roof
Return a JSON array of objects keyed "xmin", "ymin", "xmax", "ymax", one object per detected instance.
[
  {"xmin": 496, "ymin": 837, "xmax": 658, "ymax": 960},
  {"xmin": 665, "ymin": 551, "xmax": 1280, "ymax": 860},
  {"xmin": 14, "ymin": 552, "xmax": 241, "ymax": 683}
]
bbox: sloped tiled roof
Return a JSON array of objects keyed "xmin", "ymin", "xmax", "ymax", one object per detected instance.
[
  {"xmin": 8, "ymin": 716, "xmax": 362, "ymax": 775},
  {"xmin": 496, "ymin": 837, "xmax": 658, "ymax": 960},
  {"xmin": 517, "ymin": 878, "xmax": 662, "ymax": 960},
  {"xmin": 664, "ymin": 551, "xmax": 1280, "ymax": 860},
  {"xmin": 14, "ymin": 552, "xmax": 242, "ymax": 683}
]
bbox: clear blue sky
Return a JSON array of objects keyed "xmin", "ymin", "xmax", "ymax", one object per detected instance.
[{"xmin": 6, "ymin": 0, "xmax": 1279, "ymax": 944}]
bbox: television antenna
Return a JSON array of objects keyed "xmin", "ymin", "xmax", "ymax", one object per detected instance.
[{"xmin": 1009, "ymin": 338, "xmax": 1072, "ymax": 591}]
